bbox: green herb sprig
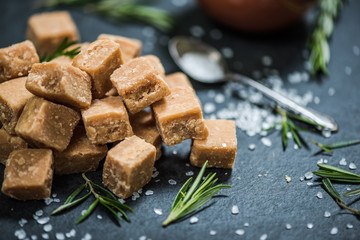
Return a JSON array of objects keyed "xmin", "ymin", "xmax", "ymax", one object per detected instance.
[
  {"xmin": 308, "ymin": 138, "xmax": 360, "ymax": 154},
  {"xmin": 313, "ymin": 164, "xmax": 360, "ymax": 216},
  {"xmin": 39, "ymin": 0, "xmax": 174, "ymax": 32},
  {"xmin": 308, "ymin": 0, "xmax": 343, "ymax": 75},
  {"xmin": 162, "ymin": 161, "xmax": 231, "ymax": 227},
  {"xmin": 52, "ymin": 173, "xmax": 133, "ymax": 225},
  {"xmin": 40, "ymin": 37, "xmax": 81, "ymax": 62}
]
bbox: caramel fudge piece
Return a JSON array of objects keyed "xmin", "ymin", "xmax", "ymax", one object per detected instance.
[
  {"xmin": 51, "ymin": 42, "xmax": 90, "ymax": 64},
  {"xmin": 143, "ymin": 55, "xmax": 165, "ymax": 78},
  {"xmin": 190, "ymin": 120, "xmax": 237, "ymax": 169},
  {"xmin": 15, "ymin": 97, "xmax": 80, "ymax": 152},
  {"xmin": 105, "ymin": 87, "xmax": 119, "ymax": 97},
  {"xmin": 0, "ymin": 41, "xmax": 39, "ymax": 83},
  {"xmin": 130, "ymin": 111, "xmax": 162, "ymax": 160},
  {"xmin": 27, "ymin": 11, "xmax": 79, "ymax": 56},
  {"xmin": 98, "ymin": 34, "xmax": 142, "ymax": 63},
  {"xmin": 1, "ymin": 149, "xmax": 54, "ymax": 200},
  {"xmin": 0, "ymin": 77, "xmax": 34, "ymax": 134},
  {"xmin": 0, "ymin": 128, "xmax": 28, "ymax": 165},
  {"xmin": 54, "ymin": 126, "xmax": 108, "ymax": 175},
  {"xmin": 152, "ymin": 87, "xmax": 208, "ymax": 146},
  {"xmin": 81, "ymin": 96, "xmax": 133, "ymax": 145},
  {"xmin": 111, "ymin": 56, "xmax": 170, "ymax": 114},
  {"xmin": 73, "ymin": 40, "xmax": 122, "ymax": 99},
  {"xmin": 165, "ymin": 72, "xmax": 193, "ymax": 89},
  {"xmin": 26, "ymin": 62, "xmax": 92, "ymax": 108},
  {"xmin": 103, "ymin": 135, "xmax": 156, "ymax": 199}
]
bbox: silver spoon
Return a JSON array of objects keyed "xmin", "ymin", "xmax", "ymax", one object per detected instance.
[{"xmin": 168, "ymin": 36, "xmax": 338, "ymax": 132}]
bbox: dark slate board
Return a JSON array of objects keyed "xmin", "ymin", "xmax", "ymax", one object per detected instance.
[{"xmin": 1, "ymin": 0, "xmax": 360, "ymax": 239}]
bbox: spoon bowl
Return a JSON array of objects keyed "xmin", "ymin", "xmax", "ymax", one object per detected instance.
[{"xmin": 168, "ymin": 36, "xmax": 338, "ymax": 132}]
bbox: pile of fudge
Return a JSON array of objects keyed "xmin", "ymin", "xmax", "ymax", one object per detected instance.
[{"xmin": 0, "ymin": 11, "xmax": 237, "ymax": 201}]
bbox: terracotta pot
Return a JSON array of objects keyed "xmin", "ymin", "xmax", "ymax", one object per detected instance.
[{"xmin": 197, "ymin": 0, "xmax": 316, "ymax": 32}]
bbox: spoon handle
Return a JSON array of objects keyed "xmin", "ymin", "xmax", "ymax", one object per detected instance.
[{"xmin": 227, "ymin": 73, "xmax": 338, "ymax": 131}]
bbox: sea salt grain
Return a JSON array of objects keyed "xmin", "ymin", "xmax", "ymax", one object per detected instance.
[
  {"xmin": 14, "ymin": 229, "xmax": 26, "ymax": 239},
  {"xmin": 209, "ymin": 230, "xmax": 217, "ymax": 236},
  {"xmin": 231, "ymin": 205, "xmax": 239, "ymax": 215},
  {"xmin": 307, "ymin": 223, "xmax": 314, "ymax": 229},
  {"xmin": 154, "ymin": 208, "xmax": 163, "ymax": 215},
  {"xmin": 244, "ymin": 222, "xmax": 249, "ymax": 227},
  {"xmin": 235, "ymin": 229, "xmax": 245, "ymax": 236},
  {"xmin": 285, "ymin": 224, "xmax": 292, "ymax": 230},
  {"xmin": 55, "ymin": 233, "xmax": 65, "ymax": 240},
  {"xmin": 43, "ymin": 224, "xmax": 53, "ymax": 232},
  {"xmin": 204, "ymin": 103, "xmax": 216, "ymax": 113},
  {"xmin": 260, "ymin": 234, "xmax": 268, "ymax": 240},
  {"xmin": 190, "ymin": 216, "xmax": 199, "ymax": 224},
  {"xmin": 168, "ymin": 179, "xmax": 177, "ymax": 185},
  {"xmin": 37, "ymin": 217, "xmax": 50, "ymax": 225},
  {"xmin": 145, "ymin": 190, "xmax": 154, "ymax": 196},
  {"xmin": 82, "ymin": 233, "xmax": 92, "ymax": 240},
  {"xmin": 31, "ymin": 235, "xmax": 38, "ymax": 240},
  {"xmin": 261, "ymin": 137, "xmax": 272, "ymax": 147},
  {"xmin": 214, "ymin": 94, "xmax": 225, "ymax": 103},
  {"xmin": 324, "ymin": 211, "xmax": 331, "ymax": 218},
  {"xmin": 66, "ymin": 229, "xmax": 76, "ymax": 238},
  {"xmin": 248, "ymin": 144, "xmax": 256, "ymax": 151},
  {"xmin": 97, "ymin": 215, "xmax": 102, "ymax": 220},
  {"xmin": 35, "ymin": 210, "xmax": 44, "ymax": 216},
  {"xmin": 261, "ymin": 56, "xmax": 272, "ymax": 66},
  {"xmin": 171, "ymin": 0, "xmax": 188, "ymax": 7},
  {"xmin": 190, "ymin": 25, "xmax": 205, "ymax": 38},
  {"xmin": 307, "ymin": 182, "xmax": 313, "ymax": 186},
  {"xmin": 44, "ymin": 198, "xmax": 53, "ymax": 205},
  {"xmin": 186, "ymin": 171, "xmax": 194, "ymax": 176},
  {"xmin": 346, "ymin": 223, "xmax": 354, "ymax": 229},
  {"xmin": 314, "ymin": 96, "xmax": 320, "ymax": 104},
  {"xmin": 353, "ymin": 46, "xmax": 360, "ymax": 56},
  {"xmin": 339, "ymin": 158, "xmax": 347, "ymax": 166},
  {"xmin": 316, "ymin": 192, "xmax": 323, "ymax": 199},
  {"xmin": 330, "ymin": 227, "xmax": 338, "ymax": 235},
  {"xmin": 328, "ymin": 88, "xmax": 335, "ymax": 96},
  {"xmin": 221, "ymin": 47, "xmax": 234, "ymax": 58},
  {"xmin": 345, "ymin": 66, "xmax": 352, "ymax": 76},
  {"xmin": 304, "ymin": 172, "xmax": 313, "ymax": 180},
  {"xmin": 18, "ymin": 218, "xmax": 28, "ymax": 227},
  {"xmin": 42, "ymin": 233, "xmax": 49, "ymax": 239},
  {"xmin": 349, "ymin": 163, "xmax": 357, "ymax": 170}
]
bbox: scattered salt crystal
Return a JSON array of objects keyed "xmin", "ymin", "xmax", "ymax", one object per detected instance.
[
  {"xmin": 222, "ymin": 143, "xmax": 227, "ymax": 147},
  {"xmin": 299, "ymin": 176, "xmax": 304, "ymax": 182},
  {"xmin": 190, "ymin": 216, "xmax": 198, "ymax": 224},
  {"xmin": 186, "ymin": 171, "xmax": 194, "ymax": 176},
  {"xmin": 42, "ymin": 233, "xmax": 49, "ymax": 239},
  {"xmin": 171, "ymin": 0, "xmax": 188, "ymax": 7},
  {"xmin": 235, "ymin": 229, "xmax": 245, "ymax": 236},
  {"xmin": 353, "ymin": 46, "xmax": 360, "ymax": 56},
  {"xmin": 286, "ymin": 224, "xmax": 292, "ymax": 230},
  {"xmin": 139, "ymin": 236, "xmax": 146, "ymax": 240},
  {"xmin": 145, "ymin": 190, "xmax": 154, "ymax": 196},
  {"xmin": 54, "ymin": 198, "xmax": 60, "ymax": 203},
  {"xmin": 37, "ymin": 217, "xmax": 50, "ymax": 225},
  {"xmin": 66, "ymin": 229, "xmax": 76, "ymax": 238},
  {"xmin": 168, "ymin": 179, "xmax": 177, "ymax": 185},
  {"xmin": 221, "ymin": 47, "xmax": 234, "ymax": 58},
  {"xmin": 324, "ymin": 211, "xmax": 331, "ymax": 218},
  {"xmin": 346, "ymin": 223, "xmax": 354, "ymax": 229},
  {"xmin": 152, "ymin": 171, "xmax": 159, "ymax": 178},
  {"xmin": 307, "ymin": 182, "xmax": 313, "ymax": 186},
  {"xmin": 142, "ymin": 27, "xmax": 155, "ymax": 37},
  {"xmin": 31, "ymin": 235, "xmax": 37, "ymax": 240},
  {"xmin": 316, "ymin": 192, "xmax": 323, "ymax": 199},
  {"xmin": 190, "ymin": 25, "xmax": 205, "ymax": 38},
  {"xmin": 261, "ymin": 56, "xmax": 272, "ymax": 66},
  {"xmin": 82, "ymin": 233, "xmax": 92, "ymax": 240},
  {"xmin": 345, "ymin": 66, "xmax": 352, "ymax": 76},
  {"xmin": 322, "ymin": 129, "xmax": 332, "ymax": 138},
  {"xmin": 204, "ymin": 103, "xmax": 216, "ymax": 113},
  {"xmin": 209, "ymin": 230, "xmax": 217, "ymax": 235},
  {"xmin": 210, "ymin": 29, "xmax": 222, "ymax": 40},
  {"xmin": 33, "ymin": 214, "xmax": 39, "ymax": 220},
  {"xmin": 81, "ymin": 210, "xmax": 87, "ymax": 215},
  {"xmin": 43, "ymin": 224, "xmax": 53, "ymax": 232},
  {"xmin": 328, "ymin": 88, "xmax": 335, "ymax": 96},
  {"xmin": 349, "ymin": 163, "xmax": 357, "ymax": 170},
  {"xmin": 35, "ymin": 210, "xmax": 43, "ymax": 216},
  {"xmin": 44, "ymin": 198, "xmax": 53, "ymax": 205},
  {"xmin": 208, "ymin": 90, "xmax": 216, "ymax": 98},
  {"xmin": 314, "ymin": 96, "xmax": 320, "ymax": 104},
  {"xmin": 138, "ymin": 188, "xmax": 143, "ymax": 194},
  {"xmin": 172, "ymin": 150, "xmax": 177, "ymax": 155},
  {"xmin": 118, "ymin": 198, "xmax": 126, "ymax": 204},
  {"xmin": 347, "ymin": 187, "xmax": 352, "ymax": 191},
  {"xmin": 14, "ymin": 229, "xmax": 26, "ymax": 239},
  {"xmin": 231, "ymin": 205, "xmax": 239, "ymax": 215},
  {"xmin": 304, "ymin": 172, "xmax": 313, "ymax": 180},
  {"xmin": 97, "ymin": 215, "xmax": 102, "ymax": 220},
  {"xmin": 324, "ymin": 159, "xmax": 328, "ymax": 163},
  {"xmin": 260, "ymin": 234, "xmax": 268, "ymax": 240},
  {"xmin": 18, "ymin": 218, "xmax": 28, "ymax": 227},
  {"xmin": 307, "ymin": 223, "xmax": 314, "ymax": 229},
  {"xmin": 293, "ymin": 144, "xmax": 299, "ymax": 150},
  {"xmin": 317, "ymin": 158, "xmax": 324, "ymax": 164},
  {"xmin": 261, "ymin": 137, "xmax": 272, "ymax": 147},
  {"xmin": 214, "ymin": 94, "xmax": 225, "ymax": 103},
  {"xmin": 339, "ymin": 158, "xmax": 347, "ymax": 166},
  {"xmin": 133, "ymin": 192, "xmax": 140, "ymax": 198},
  {"xmin": 155, "ymin": 179, "xmax": 160, "ymax": 182},
  {"xmin": 56, "ymin": 233, "xmax": 65, "ymax": 240},
  {"xmin": 330, "ymin": 227, "xmax": 338, "ymax": 235},
  {"xmin": 52, "ymin": 193, "xmax": 57, "ymax": 198},
  {"xmin": 244, "ymin": 222, "xmax": 249, "ymax": 227},
  {"xmin": 154, "ymin": 208, "xmax": 163, "ymax": 215},
  {"xmin": 248, "ymin": 144, "xmax": 256, "ymax": 151},
  {"xmin": 285, "ymin": 175, "xmax": 291, "ymax": 183}
]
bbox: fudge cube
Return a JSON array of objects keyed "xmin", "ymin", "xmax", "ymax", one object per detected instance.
[
  {"xmin": 130, "ymin": 110, "xmax": 162, "ymax": 160},
  {"xmin": 1, "ymin": 149, "xmax": 54, "ymax": 200},
  {"xmin": 103, "ymin": 135, "xmax": 156, "ymax": 199},
  {"xmin": 0, "ymin": 77, "xmax": 34, "ymax": 134},
  {"xmin": 105, "ymin": 87, "xmax": 119, "ymax": 97},
  {"xmin": 143, "ymin": 55, "xmax": 165, "ymax": 78},
  {"xmin": 73, "ymin": 40, "xmax": 122, "ymax": 99},
  {"xmin": 26, "ymin": 62, "xmax": 92, "ymax": 108},
  {"xmin": 27, "ymin": 11, "xmax": 79, "ymax": 56},
  {"xmin": 81, "ymin": 96, "xmax": 133, "ymax": 145},
  {"xmin": 97, "ymin": 34, "xmax": 142, "ymax": 63},
  {"xmin": 165, "ymin": 72, "xmax": 193, "ymax": 89},
  {"xmin": 0, "ymin": 128, "xmax": 28, "ymax": 165},
  {"xmin": 54, "ymin": 126, "xmax": 108, "ymax": 175},
  {"xmin": 111, "ymin": 56, "xmax": 170, "ymax": 114},
  {"xmin": 152, "ymin": 87, "xmax": 208, "ymax": 146},
  {"xmin": 190, "ymin": 120, "xmax": 237, "ymax": 169},
  {"xmin": 51, "ymin": 42, "xmax": 90, "ymax": 64},
  {"xmin": 0, "ymin": 41, "xmax": 39, "ymax": 83},
  {"xmin": 15, "ymin": 97, "xmax": 80, "ymax": 152}
]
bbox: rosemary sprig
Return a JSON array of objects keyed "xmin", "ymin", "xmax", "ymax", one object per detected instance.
[
  {"xmin": 313, "ymin": 164, "xmax": 360, "ymax": 216},
  {"xmin": 52, "ymin": 173, "xmax": 133, "ymax": 225},
  {"xmin": 308, "ymin": 138, "xmax": 360, "ymax": 154},
  {"xmin": 39, "ymin": 0, "xmax": 174, "ymax": 32},
  {"xmin": 40, "ymin": 37, "xmax": 81, "ymax": 62},
  {"xmin": 162, "ymin": 161, "xmax": 231, "ymax": 227},
  {"xmin": 308, "ymin": 0, "xmax": 343, "ymax": 75}
]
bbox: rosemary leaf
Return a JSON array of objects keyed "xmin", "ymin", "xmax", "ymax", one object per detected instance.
[
  {"xmin": 99, "ymin": 200, "xmax": 124, "ymax": 222},
  {"xmin": 171, "ymin": 177, "xmax": 192, "ymax": 211},
  {"xmin": 322, "ymin": 178, "xmax": 342, "ymax": 202},
  {"xmin": 307, "ymin": 138, "xmax": 333, "ymax": 153},
  {"xmin": 64, "ymin": 184, "xmax": 86, "ymax": 204},
  {"xmin": 100, "ymin": 195, "xmax": 134, "ymax": 213},
  {"xmin": 100, "ymin": 197, "xmax": 130, "ymax": 222},
  {"xmin": 343, "ymin": 187, "xmax": 360, "ymax": 197},
  {"xmin": 318, "ymin": 163, "xmax": 360, "ymax": 178},
  {"xmin": 327, "ymin": 139, "xmax": 360, "ymax": 149},
  {"xmin": 40, "ymin": 37, "xmax": 80, "ymax": 62},
  {"xmin": 91, "ymin": 182, "xmax": 117, "ymax": 200},
  {"xmin": 51, "ymin": 191, "xmax": 91, "ymax": 215},
  {"xmin": 76, "ymin": 199, "xmax": 99, "ymax": 224}
]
